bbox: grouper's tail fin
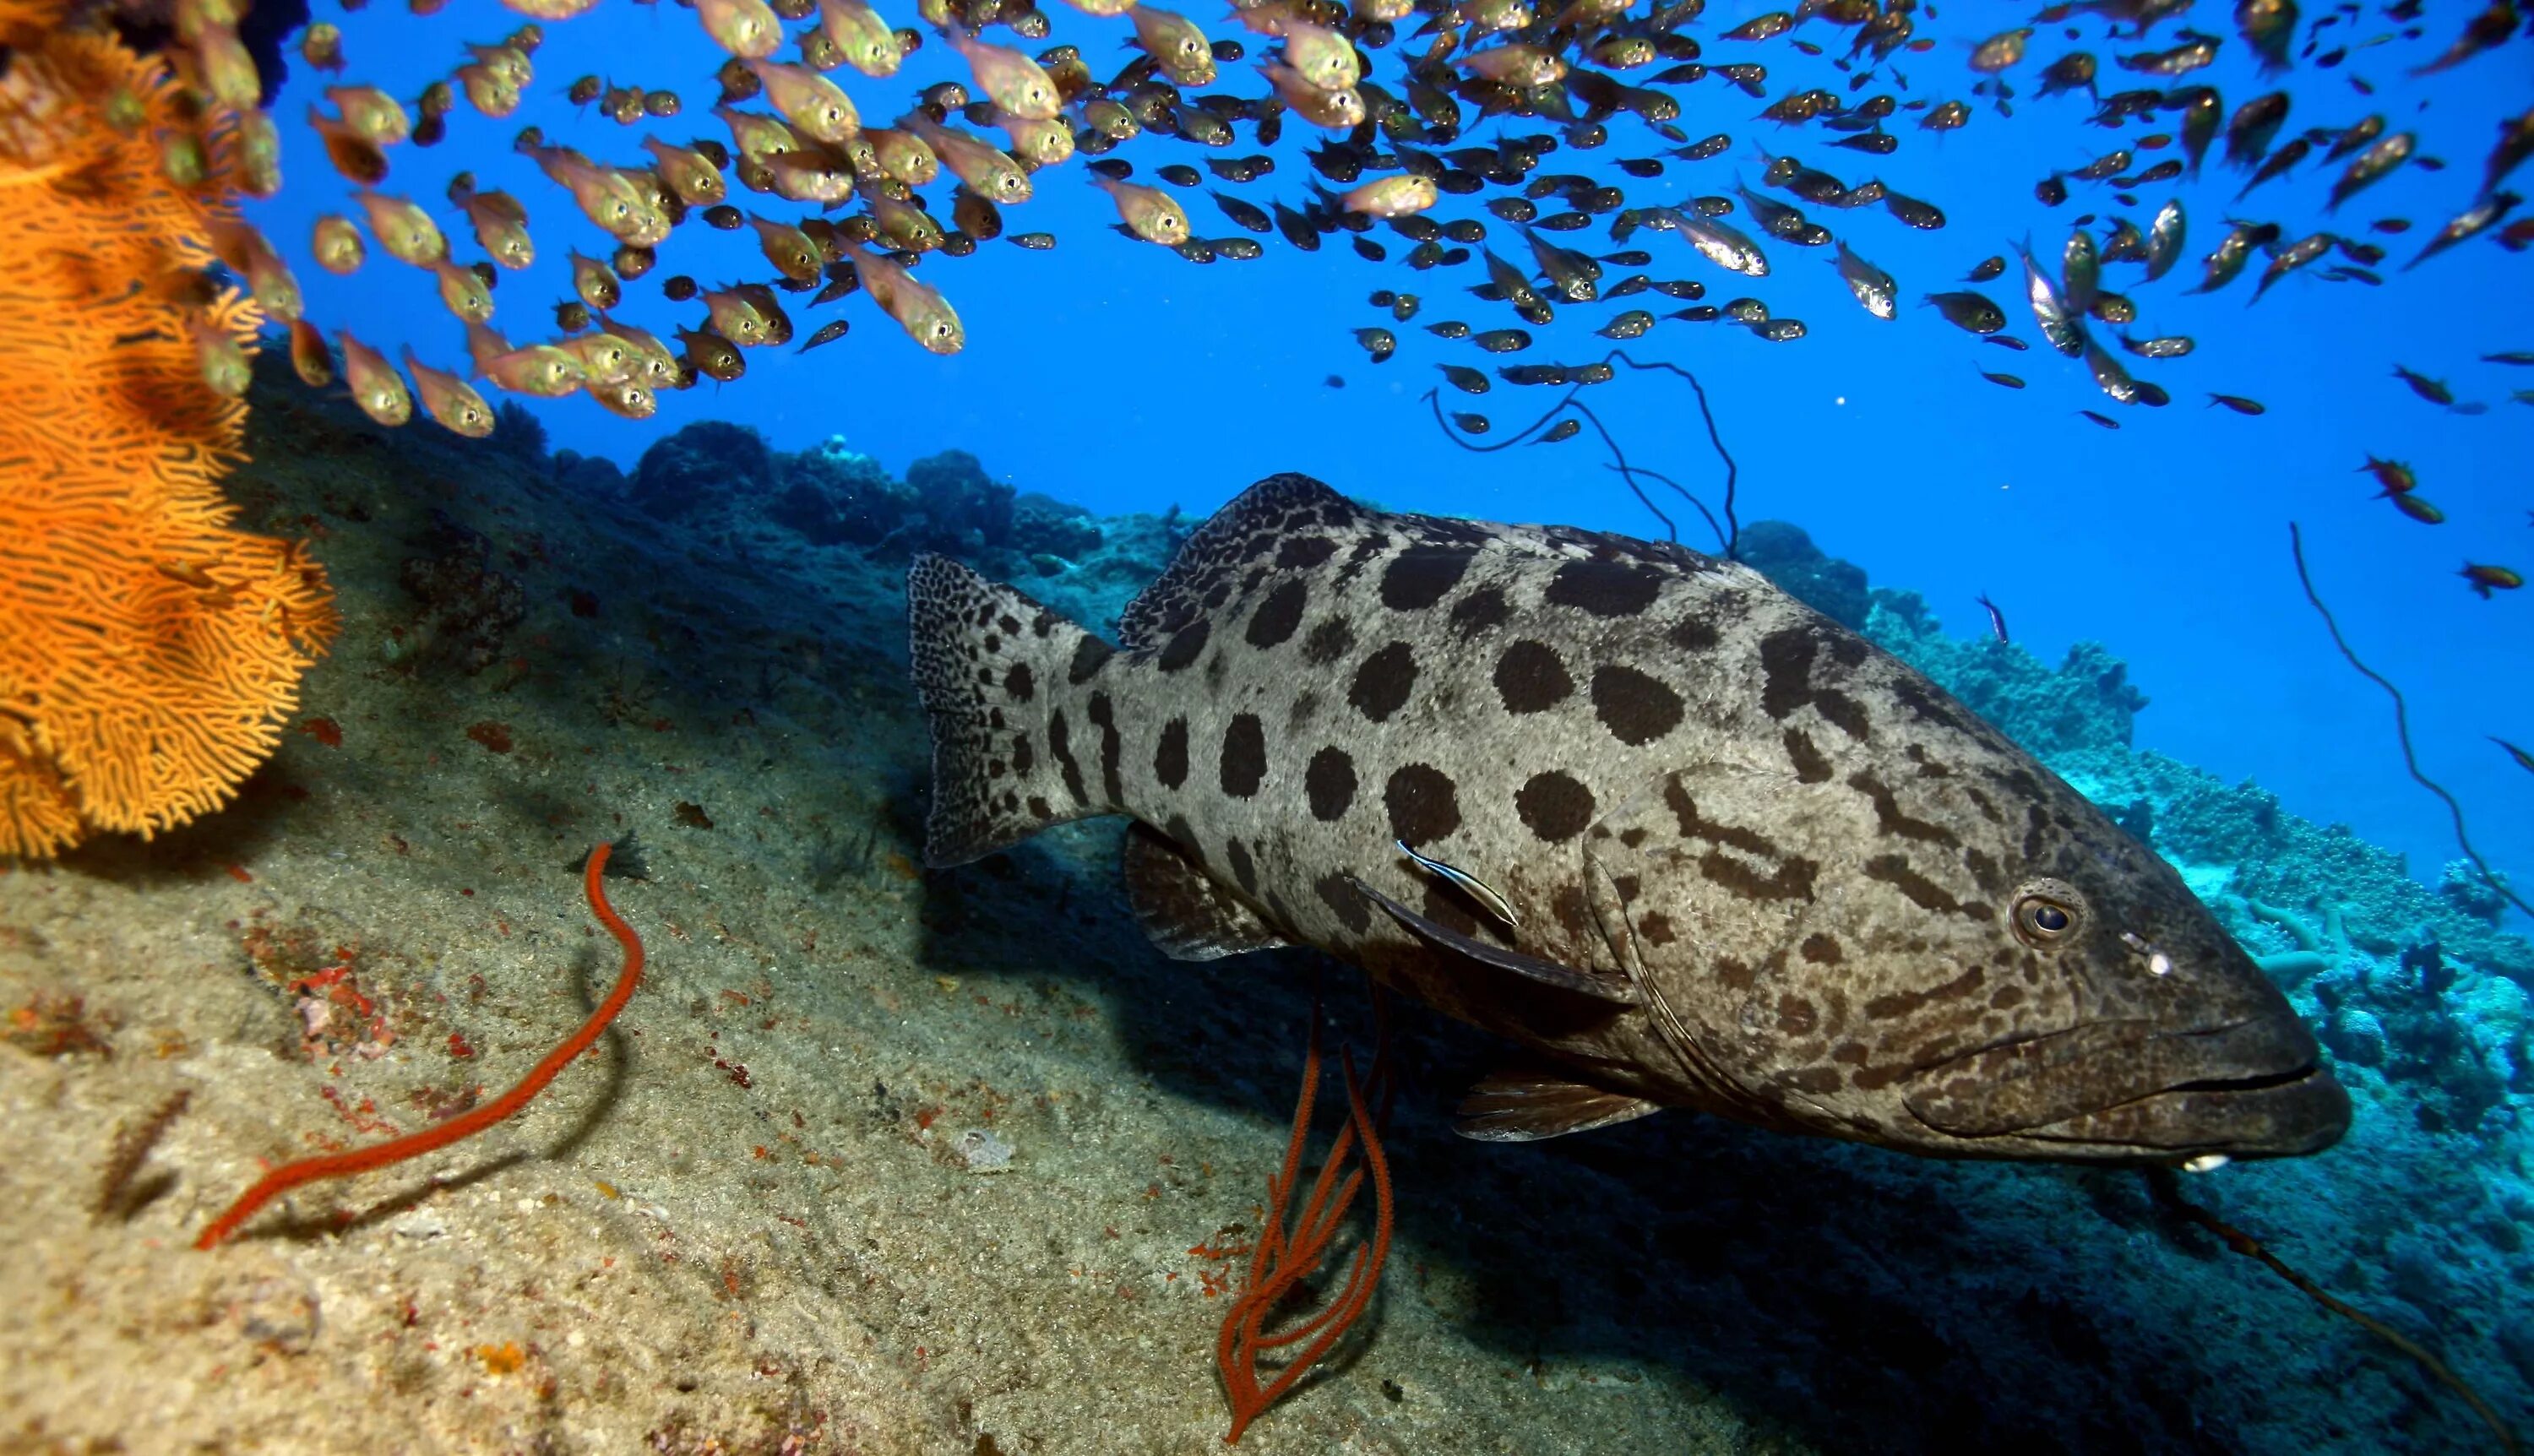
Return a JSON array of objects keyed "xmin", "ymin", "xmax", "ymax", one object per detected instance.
[{"xmin": 906, "ymin": 553, "xmax": 1121, "ymax": 868}]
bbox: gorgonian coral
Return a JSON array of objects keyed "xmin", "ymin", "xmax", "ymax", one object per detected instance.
[{"xmin": 0, "ymin": 4, "xmax": 336, "ymax": 857}]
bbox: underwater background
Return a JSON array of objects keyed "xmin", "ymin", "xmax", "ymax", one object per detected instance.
[{"xmin": 3, "ymin": 0, "xmax": 2531, "ymax": 1451}]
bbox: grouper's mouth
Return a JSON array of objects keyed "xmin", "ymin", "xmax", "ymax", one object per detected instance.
[{"xmin": 1900, "ymin": 1015, "xmax": 2352, "ymax": 1159}]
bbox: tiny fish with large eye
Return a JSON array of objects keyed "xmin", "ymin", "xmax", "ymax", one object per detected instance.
[{"xmin": 909, "ymin": 476, "xmax": 2349, "ymax": 1166}]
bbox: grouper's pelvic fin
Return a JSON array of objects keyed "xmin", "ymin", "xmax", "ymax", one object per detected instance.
[
  {"xmin": 1123, "ymin": 822, "xmax": 1292, "ymax": 960},
  {"xmin": 907, "ymin": 553, "xmax": 1123, "ymax": 867},
  {"xmin": 1455, "ymin": 1063, "xmax": 1666, "ymax": 1142}
]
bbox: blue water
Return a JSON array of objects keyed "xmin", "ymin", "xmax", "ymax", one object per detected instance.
[{"xmin": 248, "ymin": 6, "xmax": 2530, "ymax": 922}]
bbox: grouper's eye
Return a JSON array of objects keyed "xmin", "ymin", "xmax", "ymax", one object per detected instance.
[{"xmin": 2011, "ymin": 881, "xmax": 2085, "ymax": 947}]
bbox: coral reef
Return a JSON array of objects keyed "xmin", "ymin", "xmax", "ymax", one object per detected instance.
[
  {"xmin": 1732, "ymin": 520, "xmax": 1871, "ymax": 630},
  {"xmin": 906, "ymin": 450, "xmax": 1014, "ymax": 552},
  {"xmin": 587, "ymin": 421, "xmax": 1186, "ymax": 637},
  {"xmin": 0, "ymin": 10, "xmax": 334, "ymax": 859},
  {"xmin": 1865, "ymin": 589, "xmax": 2150, "ymax": 757},
  {"xmin": 628, "ymin": 421, "xmax": 775, "ymax": 520}
]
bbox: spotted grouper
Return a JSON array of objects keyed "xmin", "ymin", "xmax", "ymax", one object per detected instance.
[{"xmin": 906, "ymin": 474, "xmax": 2348, "ymax": 1164}]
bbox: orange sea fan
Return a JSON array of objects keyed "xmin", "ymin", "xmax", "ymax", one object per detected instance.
[{"xmin": 0, "ymin": 13, "xmax": 337, "ymax": 859}]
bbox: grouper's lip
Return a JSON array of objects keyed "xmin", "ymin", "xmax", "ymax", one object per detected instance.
[
  {"xmin": 1899, "ymin": 1014, "xmax": 2351, "ymax": 1157},
  {"xmin": 2001, "ymin": 1062, "xmax": 2351, "ymax": 1157}
]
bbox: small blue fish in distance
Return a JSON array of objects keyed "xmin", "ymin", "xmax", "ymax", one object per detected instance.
[{"xmin": 1977, "ymin": 592, "xmax": 2011, "ymax": 644}]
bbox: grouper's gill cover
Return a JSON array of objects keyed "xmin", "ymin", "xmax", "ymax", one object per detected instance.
[{"xmin": 906, "ymin": 474, "xmax": 2350, "ymax": 1166}]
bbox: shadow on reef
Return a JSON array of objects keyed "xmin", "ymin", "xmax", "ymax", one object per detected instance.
[{"xmin": 209, "ymin": 364, "xmax": 2532, "ymax": 1454}]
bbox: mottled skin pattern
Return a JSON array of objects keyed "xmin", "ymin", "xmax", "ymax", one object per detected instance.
[{"xmin": 908, "ymin": 475, "xmax": 2349, "ymax": 1165}]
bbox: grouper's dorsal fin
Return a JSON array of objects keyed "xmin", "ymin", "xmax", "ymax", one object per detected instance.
[
  {"xmin": 1345, "ymin": 874, "xmax": 1643, "ymax": 1005},
  {"xmin": 1123, "ymin": 822, "xmax": 1291, "ymax": 961},
  {"xmin": 1118, "ymin": 474, "xmax": 1364, "ymax": 652},
  {"xmin": 1455, "ymin": 1065, "xmax": 1667, "ymax": 1142}
]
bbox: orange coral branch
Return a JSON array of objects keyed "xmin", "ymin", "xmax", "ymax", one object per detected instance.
[
  {"xmin": 195, "ymin": 843, "xmax": 645, "ymax": 1249},
  {"xmin": 0, "ymin": 11, "xmax": 335, "ymax": 859},
  {"xmin": 1216, "ymin": 998, "xmax": 1395, "ymax": 1444}
]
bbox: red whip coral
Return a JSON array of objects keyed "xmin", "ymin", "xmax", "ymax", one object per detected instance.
[
  {"xmin": 1216, "ymin": 1003, "xmax": 1395, "ymax": 1444},
  {"xmin": 0, "ymin": 6, "xmax": 336, "ymax": 858},
  {"xmin": 195, "ymin": 841, "xmax": 645, "ymax": 1248}
]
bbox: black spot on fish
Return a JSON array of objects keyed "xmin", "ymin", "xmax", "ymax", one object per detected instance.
[
  {"xmin": 1048, "ymin": 708, "xmax": 1087, "ymax": 804},
  {"xmin": 1801, "ymin": 932, "xmax": 1843, "ymax": 964},
  {"xmin": 1278, "ymin": 535, "xmax": 1337, "ymax": 570},
  {"xmin": 1758, "ymin": 627, "xmax": 1815, "ymax": 721},
  {"xmin": 1756, "ymin": 626, "xmax": 1873, "ymax": 742},
  {"xmin": 1302, "ymin": 617, "xmax": 1356, "ymax": 666},
  {"xmin": 1963, "ymin": 845, "xmax": 2004, "ymax": 893},
  {"xmin": 1776, "ymin": 997, "xmax": 1819, "ymax": 1037},
  {"xmin": 1639, "ymin": 912, "xmax": 1676, "ymax": 945},
  {"xmin": 1380, "ymin": 546, "xmax": 1478, "ymax": 611},
  {"xmin": 1350, "ymin": 642, "xmax": 1416, "ymax": 722},
  {"xmin": 1317, "ymin": 871, "xmax": 1373, "ymax": 934},
  {"xmin": 1493, "ymin": 639, "xmax": 1573, "ymax": 714},
  {"xmin": 1087, "ymin": 692, "xmax": 1123, "ymax": 806},
  {"xmin": 1552, "ymin": 884, "xmax": 1592, "ymax": 942},
  {"xmin": 1221, "ymin": 714, "xmax": 1267, "ymax": 798},
  {"xmin": 1011, "ymin": 733, "xmax": 1033, "ymax": 774},
  {"xmin": 1862, "ymin": 854, "xmax": 1984, "ymax": 916},
  {"xmin": 1002, "ymin": 662, "xmax": 1034, "ymax": 702},
  {"xmin": 1247, "ymin": 579, "xmax": 1308, "ymax": 649},
  {"xmin": 1516, "ymin": 770, "xmax": 1595, "ymax": 841},
  {"xmin": 1449, "ymin": 585, "xmax": 1509, "ymax": 637},
  {"xmin": 1306, "ymin": 745, "xmax": 1357, "ymax": 821},
  {"xmin": 1591, "ymin": 665, "xmax": 1684, "ymax": 745},
  {"xmin": 1700, "ymin": 851, "xmax": 1818, "ymax": 903},
  {"xmin": 1334, "ymin": 535, "xmax": 1387, "ymax": 589},
  {"xmin": 1546, "ymin": 559, "xmax": 1662, "ymax": 617},
  {"xmin": 1663, "ymin": 780, "xmax": 1777, "ymax": 857},
  {"xmin": 1069, "ymin": 635, "xmax": 1112, "ymax": 685},
  {"xmin": 1159, "ymin": 619, "xmax": 1210, "ymax": 671},
  {"xmin": 1669, "ymin": 617, "xmax": 1721, "ymax": 652},
  {"xmin": 1890, "ymin": 675, "xmax": 1968, "ymax": 733},
  {"xmin": 1155, "ymin": 716, "xmax": 1189, "ymax": 790},
  {"xmin": 1384, "ymin": 763, "xmax": 1460, "ymax": 844},
  {"xmin": 1813, "ymin": 691, "xmax": 1870, "ymax": 741},
  {"xmin": 1783, "ymin": 728, "xmax": 1831, "ymax": 784},
  {"xmin": 1226, "ymin": 836, "xmax": 1257, "ymax": 893},
  {"xmin": 1849, "ymin": 770, "xmax": 1959, "ymax": 846},
  {"xmin": 1864, "ymin": 964, "xmax": 1984, "ymax": 1021}
]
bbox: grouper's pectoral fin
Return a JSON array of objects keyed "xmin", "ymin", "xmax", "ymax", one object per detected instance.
[
  {"xmin": 1344, "ymin": 874, "xmax": 1643, "ymax": 1005},
  {"xmin": 1455, "ymin": 1065, "xmax": 1667, "ymax": 1142},
  {"xmin": 1123, "ymin": 822, "xmax": 1292, "ymax": 961}
]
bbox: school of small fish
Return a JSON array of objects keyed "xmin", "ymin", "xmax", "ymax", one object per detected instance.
[{"xmin": 147, "ymin": 0, "xmax": 2527, "ymax": 589}]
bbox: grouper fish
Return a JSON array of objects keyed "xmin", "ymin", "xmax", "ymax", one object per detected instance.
[{"xmin": 906, "ymin": 475, "xmax": 2349, "ymax": 1164}]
